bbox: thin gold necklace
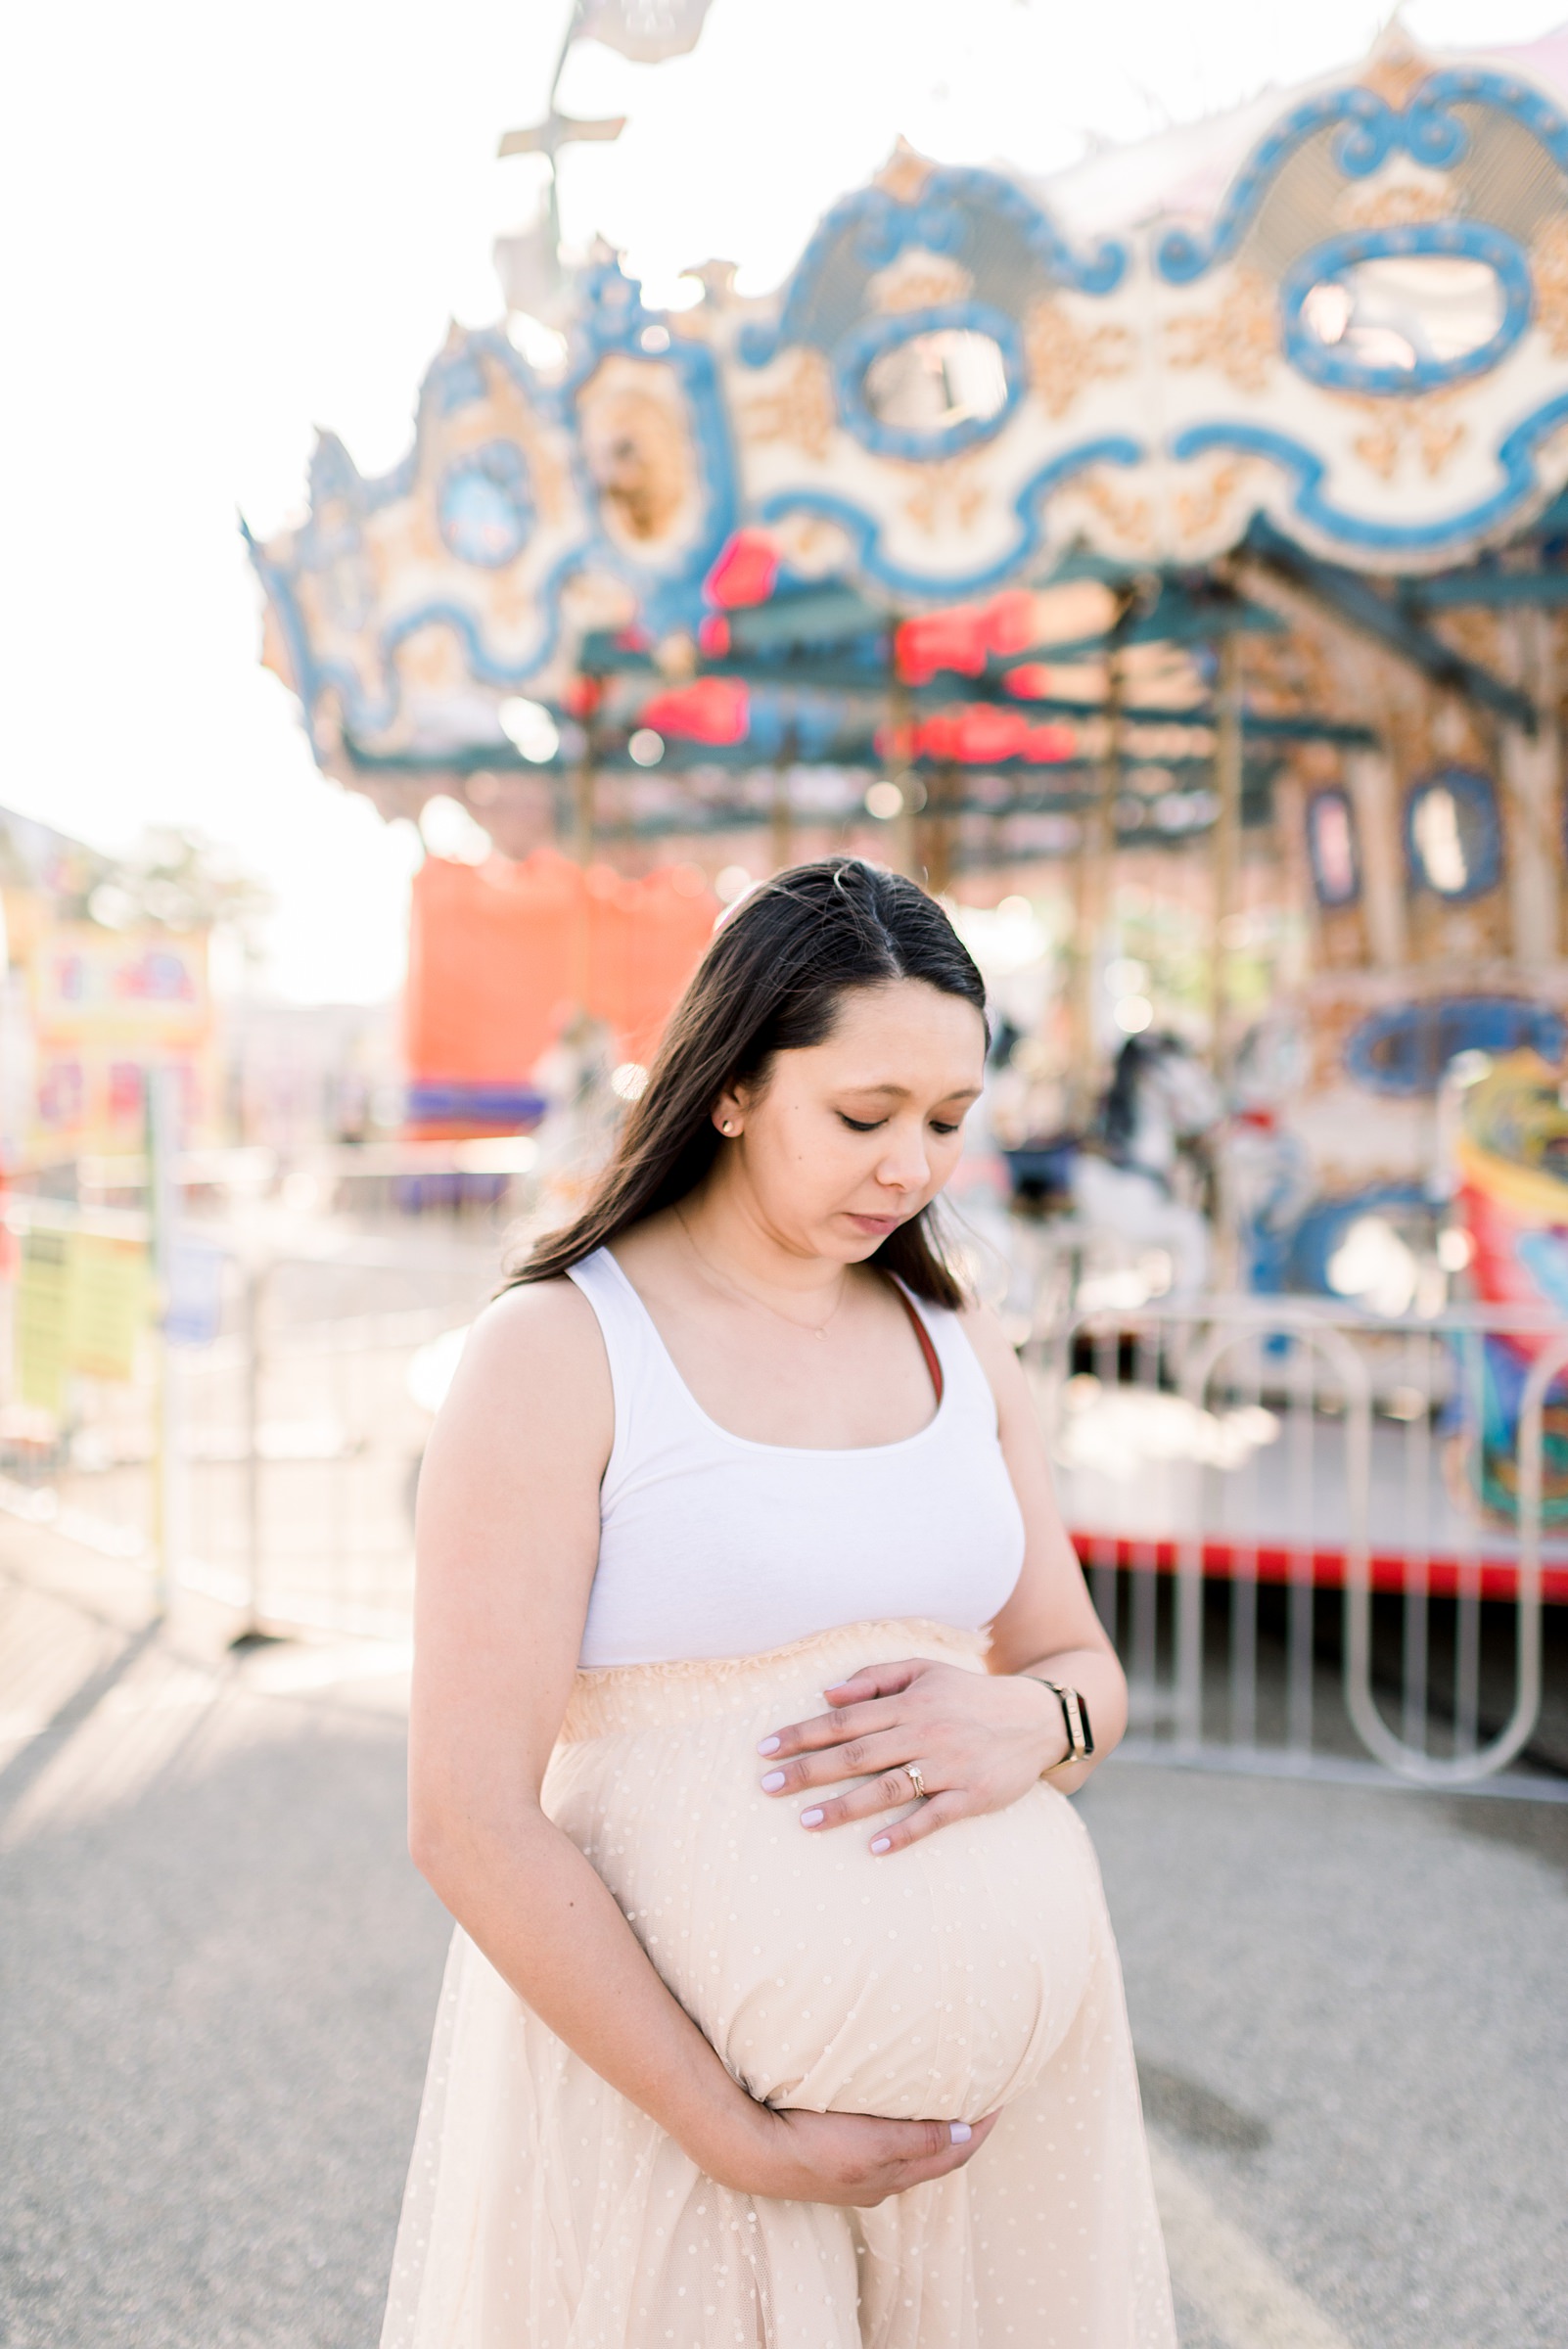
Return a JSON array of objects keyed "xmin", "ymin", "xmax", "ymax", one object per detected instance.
[{"xmin": 674, "ymin": 1207, "xmax": 848, "ymax": 1340}]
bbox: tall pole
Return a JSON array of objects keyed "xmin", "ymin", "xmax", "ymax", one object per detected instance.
[
  {"xmin": 497, "ymin": 10, "xmax": 623, "ymax": 273},
  {"xmin": 1210, "ymin": 630, "xmax": 1244, "ymax": 1080},
  {"xmin": 147, "ymin": 1064, "xmax": 181, "ymax": 1618},
  {"xmin": 239, "ymin": 1258, "xmax": 264, "ymax": 1642},
  {"xmin": 1071, "ymin": 590, "xmax": 1132, "ymax": 1121},
  {"xmin": 547, "ymin": 2, "xmax": 582, "ymax": 107},
  {"xmin": 542, "ymin": 1, "xmax": 582, "ymax": 248}
]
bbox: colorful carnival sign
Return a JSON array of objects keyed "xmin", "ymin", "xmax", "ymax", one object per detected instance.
[{"xmin": 30, "ymin": 926, "xmax": 216, "ymax": 1160}]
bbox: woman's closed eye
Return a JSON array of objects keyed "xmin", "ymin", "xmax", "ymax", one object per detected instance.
[{"xmin": 837, "ymin": 1114, "xmax": 965, "ymax": 1135}]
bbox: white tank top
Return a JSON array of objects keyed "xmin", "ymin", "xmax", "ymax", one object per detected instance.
[{"xmin": 566, "ymin": 1247, "xmax": 1026, "ymax": 1667}]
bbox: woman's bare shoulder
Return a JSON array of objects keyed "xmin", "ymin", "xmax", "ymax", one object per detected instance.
[
  {"xmin": 952, "ymin": 1295, "xmax": 1034, "ymax": 1412},
  {"xmin": 441, "ymin": 1274, "xmax": 613, "ymax": 1451},
  {"xmin": 951, "ymin": 1292, "xmax": 1012, "ymax": 1360},
  {"xmin": 472, "ymin": 1270, "xmax": 605, "ymax": 1349}
]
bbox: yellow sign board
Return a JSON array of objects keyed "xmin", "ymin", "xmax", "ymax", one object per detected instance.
[
  {"xmin": 17, "ymin": 1231, "xmax": 70, "ymax": 1414},
  {"xmin": 71, "ymin": 1235, "xmax": 150, "ymax": 1381},
  {"xmin": 16, "ymin": 1228, "xmax": 151, "ymax": 1413}
]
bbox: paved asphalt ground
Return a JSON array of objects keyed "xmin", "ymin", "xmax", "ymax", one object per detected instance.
[{"xmin": 2, "ymin": 1538, "xmax": 1564, "ymax": 2349}]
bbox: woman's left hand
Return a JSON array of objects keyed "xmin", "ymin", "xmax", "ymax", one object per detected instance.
[{"xmin": 756, "ymin": 1659, "xmax": 1068, "ymax": 1856}]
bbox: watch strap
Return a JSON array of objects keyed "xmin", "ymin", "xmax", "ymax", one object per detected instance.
[{"xmin": 1026, "ymin": 1676, "xmax": 1095, "ymax": 1769}]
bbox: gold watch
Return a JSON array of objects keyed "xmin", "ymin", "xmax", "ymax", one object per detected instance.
[{"xmin": 1024, "ymin": 1677, "xmax": 1094, "ymax": 1772}]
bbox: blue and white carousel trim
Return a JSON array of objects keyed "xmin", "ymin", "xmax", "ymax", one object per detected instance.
[{"xmin": 247, "ymin": 39, "xmax": 1568, "ymax": 767}]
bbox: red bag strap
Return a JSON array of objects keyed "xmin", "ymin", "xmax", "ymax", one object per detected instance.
[{"xmin": 888, "ymin": 1278, "xmax": 945, "ymax": 1406}]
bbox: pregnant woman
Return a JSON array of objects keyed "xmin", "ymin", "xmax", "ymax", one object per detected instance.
[{"xmin": 384, "ymin": 859, "xmax": 1175, "ymax": 2349}]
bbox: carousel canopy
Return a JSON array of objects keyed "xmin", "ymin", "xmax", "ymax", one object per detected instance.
[{"xmin": 249, "ymin": 28, "xmax": 1568, "ymax": 805}]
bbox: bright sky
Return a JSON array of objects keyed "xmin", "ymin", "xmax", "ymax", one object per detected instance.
[{"xmin": 3, "ymin": 0, "xmax": 1564, "ymax": 1001}]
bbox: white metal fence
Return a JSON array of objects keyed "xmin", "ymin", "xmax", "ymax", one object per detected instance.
[
  {"xmin": 12, "ymin": 1199, "xmax": 1564, "ymax": 1794},
  {"xmin": 5, "ymin": 1229, "xmax": 498, "ymax": 1642},
  {"xmin": 1032, "ymin": 1296, "xmax": 1567, "ymax": 1793},
  {"xmin": 176, "ymin": 1281, "xmax": 467, "ymax": 1640}
]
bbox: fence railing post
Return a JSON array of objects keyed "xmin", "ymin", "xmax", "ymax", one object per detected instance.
[
  {"xmin": 238, "ymin": 1257, "xmax": 266, "ymax": 1642},
  {"xmin": 147, "ymin": 1065, "xmax": 182, "ymax": 1617}
]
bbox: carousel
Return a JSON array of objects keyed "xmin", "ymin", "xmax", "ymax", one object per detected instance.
[{"xmin": 250, "ymin": 24, "xmax": 1568, "ymax": 1522}]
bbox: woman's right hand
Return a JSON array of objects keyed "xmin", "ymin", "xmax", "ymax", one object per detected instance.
[{"xmin": 700, "ymin": 2100, "xmax": 1000, "ymax": 2207}]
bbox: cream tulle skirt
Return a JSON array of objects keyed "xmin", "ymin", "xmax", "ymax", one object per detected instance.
[{"xmin": 381, "ymin": 1621, "xmax": 1176, "ymax": 2349}]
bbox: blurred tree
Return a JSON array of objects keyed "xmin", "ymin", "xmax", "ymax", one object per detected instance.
[{"xmin": 82, "ymin": 827, "xmax": 273, "ymax": 956}]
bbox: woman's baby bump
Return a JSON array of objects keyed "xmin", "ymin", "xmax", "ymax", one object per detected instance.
[{"xmin": 546, "ymin": 1711, "xmax": 1101, "ymax": 2123}]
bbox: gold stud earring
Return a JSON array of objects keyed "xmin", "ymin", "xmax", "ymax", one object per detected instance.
[{"xmin": 720, "ymin": 1121, "xmax": 736, "ymax": 1135}]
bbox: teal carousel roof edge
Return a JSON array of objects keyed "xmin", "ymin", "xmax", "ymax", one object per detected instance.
[{"xmin": 334, "ymin": 699, "xmax": 1376, "ymax": 778}]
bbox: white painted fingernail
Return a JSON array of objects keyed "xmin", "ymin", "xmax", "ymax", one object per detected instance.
[
  {"xmin": 757, "ymin": 1735, "xmax": 781, "ymax": 1755},
  {"xmin": 870, "ymin": 1836, "xmax": 891, "ymax": 1854},
  {"xmin": 800, "ymin": 1808, "xmax": 823, "ymax": 1827},
  {"xmin": 949, "ymin": 2122, "xmax": 972, "ymax": 2143},
  {"xmin": 761, "ymin": 1771, "xmax": 786, "ymax": 1792}
]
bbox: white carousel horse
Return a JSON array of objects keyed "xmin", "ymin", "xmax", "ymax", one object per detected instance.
[{"xmin": 1069, "ymin": 1033, "xmax": 1221, "ymax": 1299}]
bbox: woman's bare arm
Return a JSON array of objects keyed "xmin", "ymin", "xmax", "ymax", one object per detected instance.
[
  {"xmin": 966, "ymin": 1303, "xmax": 1129, "ymax": 1793},
  {"xmin": 407, "ymin": 1279, "xmax": 996, "ymax": 2202}
]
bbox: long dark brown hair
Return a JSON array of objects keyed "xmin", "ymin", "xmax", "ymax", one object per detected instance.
[{"xmin": 508, "ymin": 857, "xmax": 989, "ymax": 1307}]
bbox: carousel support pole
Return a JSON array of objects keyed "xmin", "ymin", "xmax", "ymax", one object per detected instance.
[
  {"xmin": 1071, "ymin": 594, "xmax": 1131, "ymax": 1121},
  {"xmin": 1208, "ymin": 632, "xmax": 1245, "ymax": 1292},
  {"xmin": 1209, "ymin": 630, "xmax": 1244, "ymax": 1082},
  {"xmin": 923, "ymin": 760, "xmax": 957, "ymax": 895},
  {"xmin": 1344, "ymin": 737, "xmax": 1407, "ymax": 973},
  {"xmin": 770, "ymin": 768, "xmax": 792, "ymax": 874},
  {"xmin": 571, "ymin": 690, "xmax": 598, "ymax": 1012},
  {"xmin": 770, "ymin": 723, "xmax": 797, "ymax": 874},
  {"xmin": 1499, "ymin": 606, "xmax": 1559, "ymax": 974},
  {"xmin": 887, "ymin": 617, "xmax": 918, "ymax": 880}
]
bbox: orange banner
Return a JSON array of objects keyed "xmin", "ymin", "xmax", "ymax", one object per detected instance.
[{"xmin": 405, "ymin": 850, "xmax": 716, "ymax": 1121}]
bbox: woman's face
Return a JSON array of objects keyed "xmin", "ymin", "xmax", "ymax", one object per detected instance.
[{"xmin": 715, "ymin": 980, "xmax": 987, "ymax": 1262}]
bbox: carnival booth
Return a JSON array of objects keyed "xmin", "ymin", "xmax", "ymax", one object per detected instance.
[{"xmin": 403, "ymin": 849, "xmax": 715, "ymax": 1134}]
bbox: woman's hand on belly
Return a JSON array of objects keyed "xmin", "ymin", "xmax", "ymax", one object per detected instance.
[
  {"xmin": 701, "ymin": 2100, "xmax": 1000, "ymax": 2208},
  {"xmin": 756, "ymin": 1657, "xmax": 1066, "ymax": 1856}
]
